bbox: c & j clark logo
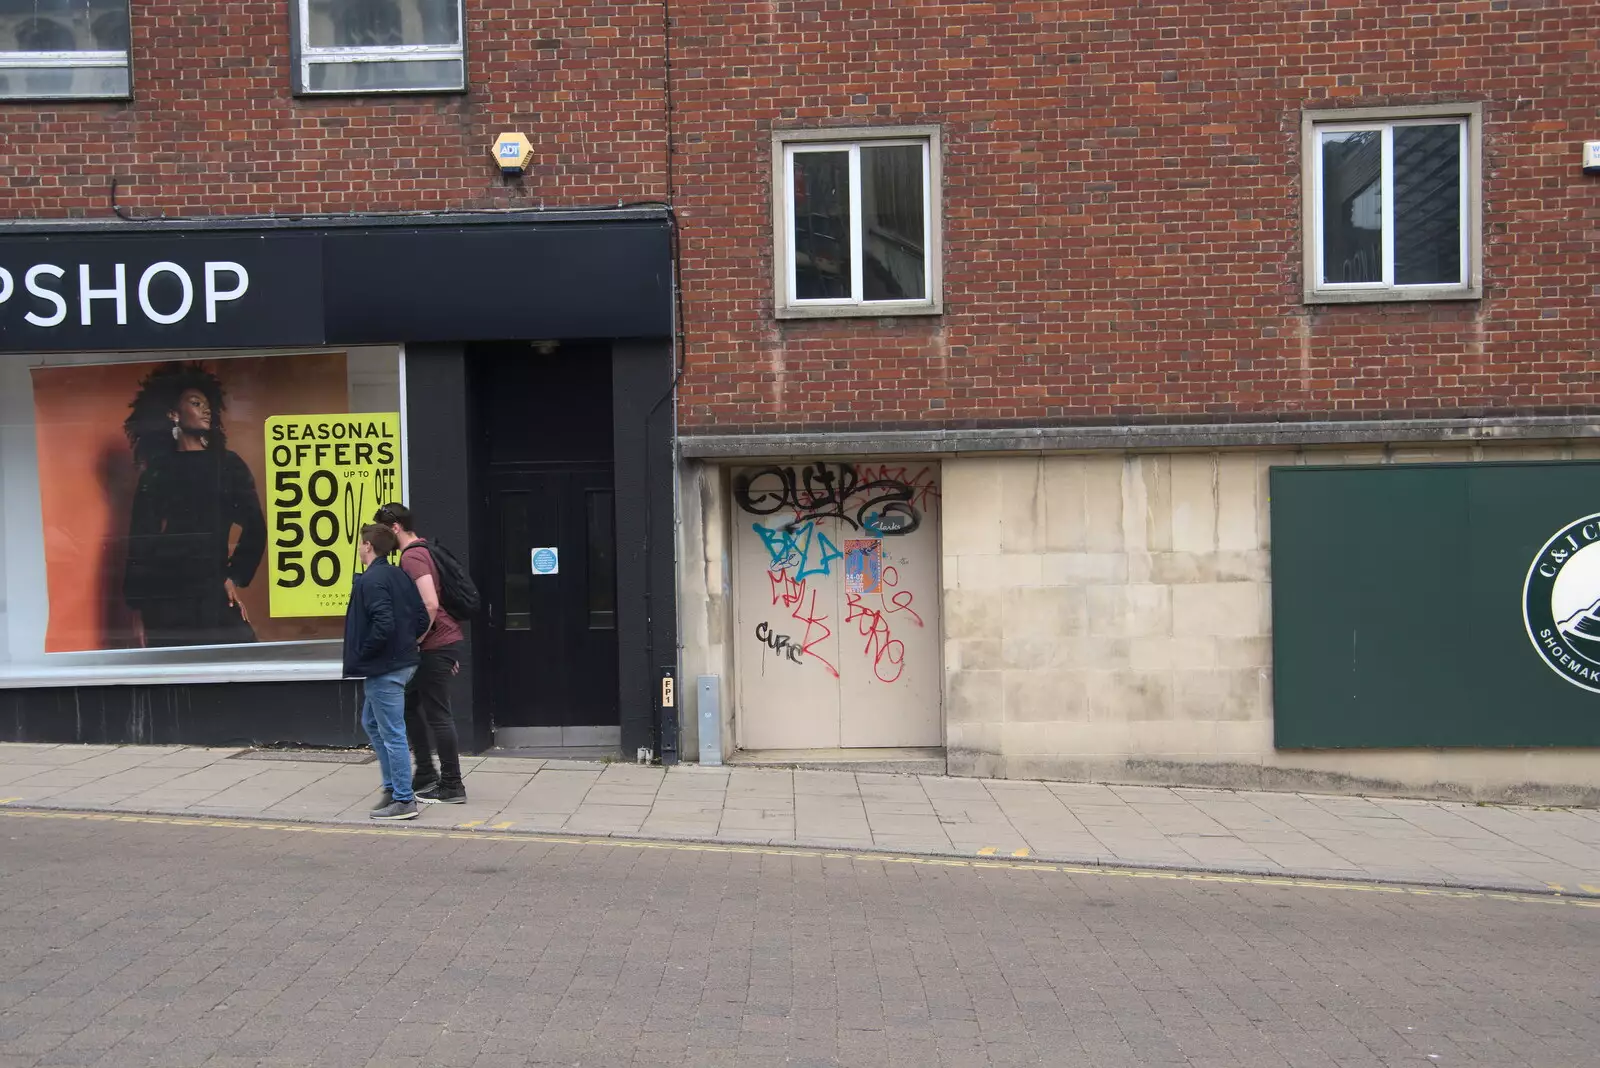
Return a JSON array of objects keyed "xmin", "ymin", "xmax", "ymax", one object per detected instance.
[{"xmin": 1524, "ymin": 511, "xmax": 1600, "ymax": 693}]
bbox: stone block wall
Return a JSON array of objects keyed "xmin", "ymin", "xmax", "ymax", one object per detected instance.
[{"xmin": 942, "ymin": 445, "xmax": 1600, "ymax": 803}]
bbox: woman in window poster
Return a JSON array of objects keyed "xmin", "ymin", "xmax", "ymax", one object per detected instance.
[{"xmin": 121, "ymin": 363, "xmax": 267, "ymax": 648}]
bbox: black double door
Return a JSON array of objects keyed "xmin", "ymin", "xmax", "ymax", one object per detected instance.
[
  {"xmin": 471, "ymin": 342, "xmax": 619, "ymax": 747},
  {"xmin": 484, "ymin": 465, "xmax": 618, "ymax": 740}
]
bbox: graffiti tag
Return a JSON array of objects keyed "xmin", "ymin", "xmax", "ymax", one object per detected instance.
[
  {"xmin": 754, "ymin": 621, "xmax": 805, "ymax": 665},
  {"xmin": 844, "ymin": 565, "xmax": 923, "ymax": 684},
  {"xmin": 767, "ymin": 565, "xmax": 839, "ymax": 677},
  {"xmin": 734, "ymin": 463, "xmax": 935, "ymax": 536},
  {"xmin": 754, "ymin": 520, "xmax": 841, "ymax": 580}
]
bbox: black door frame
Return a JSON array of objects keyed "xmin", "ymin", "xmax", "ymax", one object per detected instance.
[{"xmin": 408, "ymin": 339, "xmax": 676, "ymax": 759}]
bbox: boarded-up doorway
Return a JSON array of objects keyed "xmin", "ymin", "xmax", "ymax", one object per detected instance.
[{"xmin": 731, "ymin": 462, "xmax": 941, "ymax": 749}]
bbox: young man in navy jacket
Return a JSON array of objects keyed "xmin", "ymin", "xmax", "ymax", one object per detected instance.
[{"xmin": 344, "ymin": 523, "xmax": 432, "ymax": 821}]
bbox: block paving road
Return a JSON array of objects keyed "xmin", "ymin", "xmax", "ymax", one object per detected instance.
[{"xmin": 1, "ymin": 810, "xmax": 1596, "ymax": 1067}]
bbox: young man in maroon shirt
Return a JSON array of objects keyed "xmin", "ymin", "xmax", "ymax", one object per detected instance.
[{"xmin": 376, "ymin": 503, "xmax": 468, "ymax": 804}]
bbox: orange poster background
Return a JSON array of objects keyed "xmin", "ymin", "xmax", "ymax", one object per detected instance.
[{"xmin": 31, "ymin": 353, "xmax": 352, "ymax": 653}]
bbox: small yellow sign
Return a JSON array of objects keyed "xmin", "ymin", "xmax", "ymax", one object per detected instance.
[
  {"xmin": 491, "ymin": 132, "xmax": 534, "ymax": 174},
  {"xmin": 264, "ymin": 413, "xmax": 401, "ymax": 618}
]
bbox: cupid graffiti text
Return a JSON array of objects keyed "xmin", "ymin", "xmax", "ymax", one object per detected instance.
[{"xmin": 754, "ymin": 621, "xmax": 805, "ymax": 665}]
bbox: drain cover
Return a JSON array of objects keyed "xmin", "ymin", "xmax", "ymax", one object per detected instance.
[{"xmin": 230, "ymin": 748, "xmax": 374, "ymax": 765}]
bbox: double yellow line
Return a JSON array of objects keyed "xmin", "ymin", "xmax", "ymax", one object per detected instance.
[{"xmin": 3, "ymin": 805, "xmax": 1597, "ymax": 910}]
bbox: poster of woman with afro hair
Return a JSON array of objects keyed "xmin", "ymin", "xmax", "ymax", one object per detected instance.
[
  {"xmin": 28, "ymin": 351, "xmax": 355, "ymax": 653},
  {"xmin": 121, "ymin": 362, "xmax": 266, "ymax": 648}
]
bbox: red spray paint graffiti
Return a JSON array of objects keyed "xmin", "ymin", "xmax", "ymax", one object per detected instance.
[
  {"xmin": 843, "ymin": 565, "xmax": 923, "ymax": 684},
  {"xmin": 768, "ymin": 565, "xmax": 838, "ymax": 678}
]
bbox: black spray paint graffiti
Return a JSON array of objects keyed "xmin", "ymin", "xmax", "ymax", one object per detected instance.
[
  {"xmin": 754, "ymin": 621, "xmax": 805, "ymax": 664},
  {"xmin": 733, "ymin": 463, "xmax": 930, "ymax": 536}
]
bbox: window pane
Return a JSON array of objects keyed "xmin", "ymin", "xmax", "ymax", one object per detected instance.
[
  {"xmin": 586, "ymin": 490, "xmax": 615, "ymax": 630},
  {"xmin": 307, "ymin": 0, "xmax": 461, "ymax": 48},
  {"xmin": 1320, "ymin": 130, "xmax": 1383, "ymax": 284},
  {"xmin": 308, "ymin": 58, "xmax": 462, "ymax": 92},
  {"xmin": 0, "ymin": 0, "xmax": 129, "ymax": 53},
  {"xmin": 0, "ymin": 347, "xmax": 402, "ymax": 671},
  {"xmin": 861, "ymin": 145, "xmax": 927, "ymax": 301},
  {"xmin": 0, "ymin": 64, "xmax": 126, "ymax": 98},
  {"xmin": 501, "ymin": 493, "xmax": 530, "ymax": 632},
  {"xmin": 792, "ymin": 150, "xmax": 851, "ymax": 300},
  {"xmin": 1393, "ymin": 124, "xmax": 1462, "ymax": 286}
]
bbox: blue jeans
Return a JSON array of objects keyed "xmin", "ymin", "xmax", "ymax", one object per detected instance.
[{"xmin": 360, "ymin": 665, "xmax": 418, "ymax": 802}]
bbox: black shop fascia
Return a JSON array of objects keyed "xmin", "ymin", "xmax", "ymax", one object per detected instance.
[{"xmin": 0, "ymin": 209, "xmax": 679, "ymax": 763}]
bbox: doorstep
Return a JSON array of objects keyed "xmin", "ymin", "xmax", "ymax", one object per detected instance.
[{"xmin": 727, "ymin": 747, "xmax": 947, "ymax": 775}]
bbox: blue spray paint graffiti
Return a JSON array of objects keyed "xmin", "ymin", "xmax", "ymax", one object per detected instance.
[{"xmin": 754, "ymin": 520, "xmax": 841, "ymax": 581}]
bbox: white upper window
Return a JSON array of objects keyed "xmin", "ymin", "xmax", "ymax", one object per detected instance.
[
  {"xmin": 0, "ymin": 0, "xmax": 130, "ymax": 100},
  {"xmin": 292, "ymin": 0, "xmax": 465, "ymax": 95},
  {"xmin": 773, "ymin": 126, "xmax": 943, "ymax": 319},
  {"xmin": 1303, "ymin": 104, "xmax": 1483, "ymax": 303}
]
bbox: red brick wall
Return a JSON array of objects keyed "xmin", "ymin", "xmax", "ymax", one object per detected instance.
[
  {"xmin": 2, "ymin": 2, "xmax": 1596, "ymax": 433},
  {"xmin": 669, "ymin": 0, "xmax": 1600, "ymax": 432},
  {"xmin": 0, "ymin": 2, "xmax": 668, "ymax": 215}
]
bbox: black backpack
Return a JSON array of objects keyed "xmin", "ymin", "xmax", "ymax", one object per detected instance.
[{"xmin": 403, "ymin": 540, "xmax": 481, "ymax": 619}]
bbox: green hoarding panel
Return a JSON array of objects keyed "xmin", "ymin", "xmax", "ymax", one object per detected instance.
[{"xmin": 1270, "ymin": 461, "xmax": 1600, "ymax": 749}]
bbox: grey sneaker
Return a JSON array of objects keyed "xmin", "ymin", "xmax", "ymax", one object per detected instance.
[
  {"xmin": 369, "ymin": 789, "xmax": 394, "ymax": 811},
  {"xmin": 370, "ymin": 799, "xmax": 419, "ymax": 821}
]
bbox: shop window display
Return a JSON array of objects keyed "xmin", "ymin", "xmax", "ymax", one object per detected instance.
[{"xmin": 0, "ymin": 346, "xmax": 403, "ymax": 683}]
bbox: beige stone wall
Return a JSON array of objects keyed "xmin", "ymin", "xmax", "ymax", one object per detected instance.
[
  {"xmin": 942, "ymin": 444, "xmax": 1600, "ymax": 803},
  {"xmin": 676, "ymin": 460, "xmax": 736, "ymax": 761}
]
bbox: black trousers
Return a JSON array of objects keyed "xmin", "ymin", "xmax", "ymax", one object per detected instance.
[{"xmin": 405, "ymin": 643, "xmax": 464, "ymax": 789}]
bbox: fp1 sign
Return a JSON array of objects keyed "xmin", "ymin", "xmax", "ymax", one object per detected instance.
[{"xmin": 265, "ymin": 413, "xmax": 401, "ymax": 618}]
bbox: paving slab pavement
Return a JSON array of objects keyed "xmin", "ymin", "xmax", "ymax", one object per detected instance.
[{"xmin": 1, "ymin": 741, "xmax": 1598, "ymax": 896}]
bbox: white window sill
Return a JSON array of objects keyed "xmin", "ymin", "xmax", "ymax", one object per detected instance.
[
  {"xmin": 776, "ymin": 301, "xmax": 943, "ymax": 321},
  {"xmin": 1304, "ymin": 286, "xmax": 1481, "ymax": 305}
]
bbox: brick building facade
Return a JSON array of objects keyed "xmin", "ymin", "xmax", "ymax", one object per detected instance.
[{"xmin": 1, "ymin": 1, "xmax": 1597, "ymax": 800}]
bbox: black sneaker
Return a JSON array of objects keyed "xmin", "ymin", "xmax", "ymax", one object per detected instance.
[
  {"xmin": 370, "ymin": 800, "xmax": 420, "ymax": 821},
  {"xmin": 369, "ymin": 789, "xmax": 394, "ymax": 811},
  {"xmin": 412, "ymin": 769, "xmax": 440, "ymax": 795},
  {"xmin": 418, "ymin": 784, "xmax": 467, "ymax": 805}
]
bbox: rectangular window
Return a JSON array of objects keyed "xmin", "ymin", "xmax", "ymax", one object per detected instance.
[
  {"xmin": 0, "ymin": 0, "xmax": 130, "ymax": 100},
  {"xmin": 0, "ymin": 346, "xmax": 405, "ymax": 685},
  {"xmin": 585, "ymin": 489, "xmax": 615, "ymax": 630},
  {"xmin": 1303, "ymin": 105, "xmax": 1482, "ymax": 303},
  {"xmin": 292, "ymin": 0, "xmax": 465, "ymax": 95},
  {"xmin": 774, "ymin": 127, "xmax": 943, "ymax": 318}
]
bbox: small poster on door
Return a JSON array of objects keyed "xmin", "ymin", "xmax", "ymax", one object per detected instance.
[
  {"xmin": 531, "ymin": 547, "xmax": 560, "ymax": 575},
  {"xmin": 843, "ymin": 539, "xmax": 883, "ymax": 594}
]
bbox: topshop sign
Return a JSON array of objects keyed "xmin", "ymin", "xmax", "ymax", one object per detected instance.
[
  {"xmin": 0, "ymin": 233, "xmax": 324, "ymax": 351},
  {"xmin": 0, "ymin": 216, "xmax": 676, "ymax": 352},
  {"xmin": 0, "ymin": 260, "xmax": 251, "ymax": 328}
]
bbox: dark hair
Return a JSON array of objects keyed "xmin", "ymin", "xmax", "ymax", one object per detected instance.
[
  {"xmin": 361, "ymin": 523, "xmax": 398, "ymax": 558},
  {"xmin": 374, "ymin": 502, "xmax": 415, "ymax": 532},
  {"xmin": 124, "ymin": 362, "xmax": 227, "ymax": 465}
]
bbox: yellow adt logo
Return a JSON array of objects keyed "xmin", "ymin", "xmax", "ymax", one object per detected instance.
[{"xmin": 491, "ymin": 132, "xmax": 533, "ymax": 176}]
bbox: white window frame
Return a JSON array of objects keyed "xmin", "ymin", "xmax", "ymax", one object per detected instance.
[
  {"xmin": 772, "ymin": 126, "xmax": 943, "ymax": 319},
  {"xmin": 0, "ymin": 3, "xmax": 131, "ymax": 102},
  {"xmin": 290, "ymin": 0, "xmax": 466, "ymax": 96},
  {"xmin": 1302, "ymin": 103, "xmax": 1483, "ymax": 304}
]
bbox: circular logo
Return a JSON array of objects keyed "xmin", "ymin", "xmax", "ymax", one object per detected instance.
[
  {"xmin": 1523, "ymin": 511, "xmax": 1600, "ymax": 693},
  {"xmin": 532, "ymin": 548, "xmax": 558, "ymax": 574}
]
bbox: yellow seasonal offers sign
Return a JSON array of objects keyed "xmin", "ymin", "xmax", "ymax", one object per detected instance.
[{"xmin": 265, "ymin": 413, "xmax": 401, "ymax": 618}]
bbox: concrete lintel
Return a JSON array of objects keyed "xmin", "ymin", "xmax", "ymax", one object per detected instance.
[{"xmin": 679, "ymin": 415, "xmax": 1600, "ymax": 460}]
